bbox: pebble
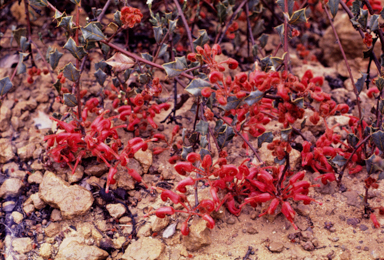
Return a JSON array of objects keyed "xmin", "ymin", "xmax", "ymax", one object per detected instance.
[
  {"xmin": 226, "ymin": 216, "xmax": 236, "ymax": 225},
  {"xmin": 269, "ymin": 242, "xmax": 284, "ymax": 253},
  {"xmin": 359, "ymin": 224, "xmax": 368, "ymax": 231},
  {"xmin": 162, "ymin": 223, "xmax": 177, "ymax": 239},
  {"xmin": 329, "ymin": 237, "xmax": 339, "ymax": 242}
]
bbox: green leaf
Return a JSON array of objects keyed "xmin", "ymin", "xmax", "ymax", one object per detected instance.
[
  {"xmin": 141, "ymin": 53, "xmax": 153, "ymax": 62},
  {"xmin": 186, "ymin": 78, "xmax": 211, "ymax": 97},
  {"xmin": 281, "ymin": 127, "xmax": 292, "ymax": 141},
  {"xmin": 260, "ymin": 56, "xmax": 273, "ymax": 72},
  {"xmin": 200, "ymin": 136, "xmax": 208, "ymax": 148},
  {"xmin": 327, "ymin": 0, "xmax": 340, "ymax": 18},
  {"xmin": 332, "ymin": 154, "xmax": 347, "ymax": 166},
  {"xmin": 12, "ymin": 28, "xmax": 27, "ymax": 46},
  {"xmin": 153, "ymin": 26, "xmax": 163, "ymax": 43},
  {"xmin": 20, "ymin": 36, "xmax": 29, "ymax": 53},
  {"xmin": 199, "ymin": 148, "xmax": 211, "ymax": 159},
  {"xmin": 81, "ymin": 22, "xmax": 105, "ymax": 41},
  {"xmin": 258, "ymin": 34, "xmax": 268, "ymax": 49},
  {"xmin": 369, "ymin": 14, "xmax": 380, "ymax": 31},
  {"xmin": 193, "ymin": 30, "xmax": 209, "ymax": 50},
  {"xmin": 355, "ymin": 72, "xmax": 367, "ymax": 94},
  {"xmin": 347, "ymin": 133, "xmax": 359, "ymax": 147},
  {"xmin": 366, "ymin": 154, "xmax": 382, "ymax": 174},
  {"xmin": 63, "ymin": 37, "xmax": 87, "ymax": 60},
  {"xmin": 17, "ymin": 53, "xmax": 28, "ymax": 75},
  {"xmin": 57, "ymin": 16, "xmax": 74, "ymax": 31},
  {"xmin": 196, "ymin": 120, "xmax": 209, "ymax": 136},
  {"xmin": 53, "ymin": 79, "xmax": 62, "ymax": 94},
  {"xmin": 376, "ymin": 77, "xmax": 384, "ymax": 91},
  {"xmin": 352, "ymin": 0, "xmax": 361, "ymax": 15},
  {"xmin": 217, "ymin": 2, "xmax": 228, "ymax": 23},
  {"xmin": 276, "ymin": 0, "xmax": 294, "ymax": 17},
  {"xmin": 289, "ymin": 8, "xmax": 307, "ymax": 25},
  {"xmin": 217, "ymin": 125, "xmax": 235, "ymax": 149},
  {"xmin": 0, "ymin": 77, "xmax": 13, "ymax": 96},
  {"xmin": 372, "ymin": 130, "xmax": 384, "ymax": 152},
  {"xmin": 62, "ymin": 62, "xmax": 80, "ymax": 82},
  {"xmin": 163, "ymin": 57, "xmax": 188, "ymax": 77},
  {"xmin": 94, "ymin": 69, "xmax": 107, "ymax": 86},
  {"xmin": 242, "ymin": 90, "xmax": 264, "ymax": 106},
  {"xmin": 271, "ymin": 53, "xmax": 287, "ymax": 70},
  {"xmin": 114, "ymin": 11, "xmax": 122, "ymax": 26},
  {"xmin": 275, "ymin": 24, "xmax": 284, "ymax": 46},
  {"xmin": 95, "ymin": 60, "xmax": 107, "ymax": 71},
  {"xmin": 158, "ymin": 43, "xmax": 168, "ymax": 58},
  {"xmin": 257, "ymin": 131, "xmax": 273, "ymax": 148},
  {"xmin": 357, "ymin": 9, "xmax": 368, "ymax": 29},
  {"xmin": 181, "ymin": 146, "xmax": 193, "ymax": 160},
  {"xmin": 63, "ymin": 93, "xmax": 78, "ymax": 107},
  {"xmin": 49, "ymin": 49, "xmax": 63, "ymax": 70},
  {"xmin": 29, "ymin": 0, "xmax": 47, "ymax": 7}
]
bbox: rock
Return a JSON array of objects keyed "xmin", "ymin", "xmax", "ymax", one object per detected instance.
[
  {"xmin": 162, "ymin": 223, "xmax": 177, "ymax": 239},
  {"xmin": 67, "ymin": 165, "xmax": 84, "ymax": 184},
  {"xmin": 0, "ymin": 105, "xmax": 11, "ymax": 132},
  {"xmin": 31, "ymin": 160, "xmax": 44, "ymax": 170},
  {"xmin": 13, "ymin": 99, "xmax": 37, "ymax": 117},
  {"xmin": 119, "ymin": 216, "xmax": 131, "ymax": 224},
  {"xmin": 106, "ymin": 203, "xmax": 126, "ymax": 219},
  {"xmin": 339, "ymin": 250, "xmax": 351, "ymax": 260},
  {"xmin": 268, "ymin": 241, "xmax": 284, "ymax": 253},
  {"xmin": 0, "ymin": 138, "xmax": 16, "ymax": 163},
  {"xmin": 329, "ymin": 237, "xmax": 339, "ymax": 242},
  {"xmin": 113, "ymin": 236, "xmax": 126, "ymax": 249},
  {"xmin": 134, "ymin": 149, "xmax": 152, "ymax": 174},
  {"xmin": 23, "ymin": 204, "xmax": 35, "ymax": 215},
  {"xmin": 99, "ymin": 238, "xmax": 114, "ymax": 251},
  {"xmin": 85, "ymin": 163, "xmax": 109, "ymax": 177},
  {"xmin": 359, "ymin": 224, "xmax": 368, "ymax": 231},
  {"xmin": 39, "ymin": 171, "xmax": 94, "ymax": 219},
  {"xmin": 295, "ymin": 204, "xmax": 311, "ymax": 217},
  {"xmin": 319, "ymin": 13, "xmax": 381, "ymax": 66},
  {"xmin": 28, "ymin": 171, "xmax": 43, "ymax": 184},
  {"xmin": 55, "ymin": 238, "xmax": 108, "ymax": 260},
  {"xmin": 51, "ymin": 209, "xmax": 62, "ymax": 221},
  {"xmin": 9, "ymin": 170, "xmax": 27, "ymax": 179},
  {"xmin": 257, "ymin": 142, "xmax": 299, "ymax": 169},
  {"xmin": 39, "ymin": 243, "xmax": 52, "ymax": 258},
  {"xmin": 182, "ymin": 218, "xmax": 211, "ymax": 251},
  {"xmin": 342, "ymin": 191, "xmax": 362, "ymax": 207},
  {"xmin": 137, "ymin": 223, "xmax": 152, "ymax": 238},
  {"xmin": 151, "ymin": 216, "xmax": 170, "ymax": 232},
  {"xmin": 115, "ymin": 165, "xmax": 135, "ymax": 190},
  {"xmin": 247, "ymin": 227, "xmax": 258, "ymax": 234},
  {"xmin": 3, "ymin": 201, "xmax": 16, "ymax": 212},
  {"xmin": 12, "ymin": 237, "xmax": 33, "ymax": 254},
  {"xmin": 226, "ymin": 216, "xmax": 236, "ymax": 225},
  {"xmin": 17, "ymin": 143, "xmax": 35, "ymax": 161},
  {"xmin": 11, "ymin": 211, "xmax": 23, "ymax": 224},
  {"xmin": 0, "ymin": 178, "xmax": 23, "ymax": 198},
  {"xmin": 31, "ymin": 193, "xmax": 45, "ymax": 209},
  {"xmin": 301, "ymin": 241, "xmax": 315, "ymax": 251},
  {"xmin": 44, "ymin": 222, "xmax": 61, "ymax": 237},
  {"xmin": 121, "ymin": 237, "xmax": 165, "ymax": 260}
]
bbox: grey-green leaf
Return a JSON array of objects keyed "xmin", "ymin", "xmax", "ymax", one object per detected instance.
[
  {"xmin": 0, "ymin": 77, "xmax": 13, "ymax": 96},
  {"xmin": 242, "ymin": 90, "xmax": 264, "ymax": 106},
  {"xmin": 81, "ymin": 22, "xmax": 105, "ymax": 41},
  {"xmin": 281, "ymin": 127, "xmax": 292, "ymax": 142},
  {"xmin": 357, "ymin": 9, "xmax": 368, "ymax": 29},
  {"xmin": 332, "ymin": 154, "xmax": 347, "ymax": 166},
  {"xmin": 63, "ymin": 37, "xmax": 87, "ymax": 60},
  {"xmin": 257, "ymin": 131, "xmax": 273, "ymax": 148},
  {"xmin": 63, "ymin": 93, "xmax": 78, "ymax": 107},
  {"xmin": 12, "ymin": 28, "xmax": 27, "ymax": 46},
  {"xmin": 186, "ymin": 78, "xmax": 211, "ymax": 97},
  {"xmin": 275, "ymin": 24, "xmax": 284, "ymax": 46},
  {"xmin": 193, "ymin": 30, "xmax": 209, "ymax": 50},
  {"xmin": 276, "ymin": 0, "xmax": 294, "ymax": 17},
  {"xmin": 327, "ymin": 0, "xmax": 340, "ymax": 18},
  {"xmin": 94, "ymin": 69, "xmax": 107, "ymax": 86},
  {"xmin": 376, "ymin": 77, "xmax": 384, "ymax": 91},
  {"xmin": 196, "ymin": 120, "xmax": 209, "ymax": 136},
  {"xmin": 114, "ymin": 11, "xmax": 122, "ymax": 26},
  {"xmin": 217, "ymin": 125, "xmax": 235, "ymax": 148},
  {"xmin": 62, "ymin": 62, "xmax": 80, "ymax": 82},
  {"xmin": 372, "ymin": 130, "xmax": 384, "ymax": 152},
  {"xmin": 29, "ymin": 0, "xmax": 47, "ymax": 7},
  {"xmin": 347, "ymin": 133, "xmax": 359, "ymax": 147},
  {"xmin": 355, "ymin": 72, "xmax": 367, "ymax": 94},
  {"xmin": 289, "ymin": 8, "xmax": 307, "ymax": 25},
  {"xmin": 258, "ymin": 34, "xmax": 268, "ymax": 48},
  {"xmin": 181, "ymin": 146, "xmax": 193, "ymax": 160},
  {"xmin": 163, "ymin": 57, "xmax": 188, "ymax": 77},
  {"xmin": 49, "ymin": 49, "xmax": 63, "ymax": 70},
  {"xmin": 369, "ymin": 14, "xmax": 380, "ymax": 31}
]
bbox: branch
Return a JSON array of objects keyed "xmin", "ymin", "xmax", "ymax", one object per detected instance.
[
  {"xmin": 173, "ymin": 0, "xmax": 195, "ymax": 53},
  {"xmin": 217, "ymin": 0, "xmax": 247, "ymax": 44},
  {"xmin": 97, "ymin": 0, "xmax": 112, "ymax": 23}
]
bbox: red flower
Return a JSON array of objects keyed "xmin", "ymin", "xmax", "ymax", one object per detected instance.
[{"xmin": 121, "ymin": 7, "xmax": 143, "ymax": 28}]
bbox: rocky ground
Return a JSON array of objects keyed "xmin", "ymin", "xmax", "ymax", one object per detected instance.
[{"xmin": 1, "ymin": 1, "xmax": 384, "ymax": 260}]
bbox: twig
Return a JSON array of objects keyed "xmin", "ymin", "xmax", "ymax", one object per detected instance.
[
  {"xmin": 363, "ymin": 0, "xmax": 384, "ymax": 55},
  {"xmin": 97, "ymin": 0, "xmax": 112, "ymax": 23},
  {"xmin": 31, "ymin": 40, "xmax": 55, "ymax": 83},
  {"xmin": 173, "ymin": 0, "xmax": 195, "ymax": 53},
  {"xmin": 277, "ymin": 151, "xmax": 289, "ymax": 195},
  {"xmin": 242, "ymin": 246, "xmax": 254, "ymax": 260},
  {"xmin": 217, "ymin": 114, "xmax": 263, "ymax": 163},
  {"xmin": 283, "ymin": 0, "xmax": 289, "ymax": 71},
  {"xmin": 323, "ymin": 3, "xmax": 362, "ymax": 121},
  {"xmin": 217, "ymin": 0, "xmax": 247, "ymax": 44}
]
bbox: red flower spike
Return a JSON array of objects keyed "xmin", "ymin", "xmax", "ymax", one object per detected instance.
[
  {"xmin": 175, "ymin": 162, "xmax": 193, "ymax": 175},
  {"xmin": 314, "ymin": 173, "xmax": 336, "ymax": 185},
  {"xmin": 121, "ymin": 6, "xmax": 143, "ymax": 28},
  {"xmin": 282, "ymin": 202, "xmax": 297, "ymax": 230},
  {"xmin": 202, "ymin": 154, "xmax": 212, "ymax": 169},
  {"xmin": 221, "ymin": 164, "xmax": 238, "ymax": 176},
  {"xmin": 289, "ymin": 171, "xmax": 306, "ymax": 185},
  {"xmin": 106, "ymin": 167, "xmax": 117, "ymax": 193},
  {"xmin": 370, "ymin": 213, "xmax": 380, "ymax": 228},
  {"xmin": 181, "ymin": 221, "xmax": 190, "ymax": 236},
  {"xmin": 227, "ymin": 58, "xmax": 238, "ymax": 69},
  {"xmin": 186, "ymin": 153, "xmax": 201, "ymax": 163},
  {"xmin": 168, "ymin": 155, "xmax": 180, "ymax": 164},
  {"xmin": 187, "ymin": 53, "xmax": 197, "ymax": 62},
  {"xmin": 259, "ymin": 198, "xmax": 280, "ymax": 217},
  {"xmin": 161, "ymin": 190, "xmax": 181, "ymax": 204},
  {"xmin": 202, "ymin": 214, "xmax": 215, "ymax": 229},
  {"xmin": 199, "ymin": 199, "xmax": 215, "ymax": 213},
  {"xmin": 293, "ymin": 194, "xmax": 322, "ymax": 205},
  {"xmin": 127, "ymin": 168, "xmax": 142, "ymax": 183},
  {"xmin": 172, "ymin": 125, "xmax": 180, "ymax": 136},
  {"xmin": 155, "ymin": 207, "xmax": 175, "ymax": 218},
  {"xmin": 209, "ymin": 71, "xmax": 223, "ymax": 83},
  {"xmin": 176, "ymin": 177, "xmax": 195, "ymax": 193}
]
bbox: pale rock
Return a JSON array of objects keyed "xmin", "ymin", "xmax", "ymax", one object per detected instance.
[
  {"xmin": 67, "ymin": 165, "xmax": 84, "ymax": 184},
  {"xmin": 0, "ymin": 105, "xmax": 11, "ymax": 132},
  {"xmin": 182, "ymin": 218, "xmax": 211, "ymax": 251},
  {"xmin": 33, "ymin": 144, "xmax": 44, "ymax": 159},
  {"xmin": 256, "ymin": 143, "xmax": 300, "ymax": 169},
  {"xmin": 115, "ymin": 165, "xmax": 135, "ymax": 190},
  {"xmin": 31, "ymin": 193, "xmax": 45, "ymax": 209},
  {"xmin": 0, "ymin": 178, "xmax": 23, "ymax": 198},
  {"xmin": 269, "ymin": 241, "xmax": 284, "ymax": 253},
  {"xmin": 77, "ymin": 222, "xmax": 103, "ymax": 244},
  {"xmin": 9, "ymin": 170, "xmax": 27, "ymax": 179},
  {"xmin": 55, "ymin": 238, "xmax": 108, "ymax": 260},
  {"xmin": 106, "ymin": 203, "xmax": 126, "ymax": 219},
  {"xmin": 151, "ymin": 216, "xmax": 170, "ymax": 232},
  {"xmin": 44, "ymin": 222, "xmax": 61, "ymax": 237},
  {"xmin": 50, "ymin": 209, "xmax": 62, "ymax": 221},
  {"xmin": 134, "ymin": 149, "xmax": 152, "ymax": 174},
  {"xmin": 85, "ymin": 163, "xmax": 109, "ymax": 177},
  {"xmin": 31, "ymin": 160, "xmax": 44, "ymax": 170},
  {"xmin": 13, "ymin": 99, "xmax": 37, "ymax": 117},
  {"xmin": 137, "ymin": 223, "xmax": 152, "ymax": 238},
  {"xmin": 119, "ymin": 216, "xmax": 131, "ymax": 224},
  {"xmin": 12, "ymin": 237, "xmax": 32, "ymax": 254},
  {"xmin": 113, "ymin": 236, "xmax": 127, "ymax": 249},
  {"xmin": 11, "ymin": 211, "xmax": 23, "ymax": 224},
  {"xmin": 2, "ymin": 161, "xmax": 18, "ymax": 173},
  {"xmin": 86, "ymin": 176, "xmax": 106, "ymax": 188},
  {"xmin": 36, "ymin": 93, "xmax": 49, "ymax": 103},
  {"xmin": 122, "ymin": 237, "xmax": 165, "ymax": 260},
  {"xmin": 17, "ymin": 143, "xmax": 35, "ymax": 161},
  {"xmin": 28, "ymin": 171, "xmax": 43, "ymax": 184},
  {"xmin": 0, "ymin": 138, "xmax": 16, "ymax": 163},
  {"xmin": 39, "ymin": 171, "xmax": 94, "ymax": 219},
  {"xmin": 39, "ymin": 243, "xmax": 52, "ymax": 258},
  {"xmin": 23, "ymin": 204, "xmax": 35, "ymax": 215}
]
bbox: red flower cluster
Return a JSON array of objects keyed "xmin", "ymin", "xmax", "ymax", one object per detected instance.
[{"xmin": 121, "ymin": 6, "xmax": 143, "ymax": 28}]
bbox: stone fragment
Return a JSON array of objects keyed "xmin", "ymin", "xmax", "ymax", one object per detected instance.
[
  {"xmin": 39, "ymin": 171, "xmax": 94, "ymax": 219},
  {"xmin": 106, "ymin": 203, "xmax": 126, "ymax": 219},
  {"xmin": 151, "ymin": 216, "xmax": 170, "ymax": 232},
  {"xmin": 12, "ymin": 237, "xmax": 33, "ymax": 254},
  {"xmin": 85, "ymin": 163, "xmax": 109, "ymax": 177},
  {"xmin": 28, "ymin": 171, "xmax": 43, "ymax": 184},
  {"xmin": 31, "ymin": 193, "xmax": 45, "ymax": 209},
  {"xmin": 17, "ymin": 143, "xmax": 35, "ymax": 161},
  {"xmin": 0, "ymin": 138, "xmax": 16, "ymax": 163},
  {"xmin": 55, "ymin": 237, "xmax": 108, "ymax": 260},
  {"xmin": 50, "ymin": 209, "xmax": 62, "ymax": 221},
  {"xmin": 44, "ymin": 222, "xmax": 61, "ymax": 237},
  {"xmin": 182, "ymin": 218, "xmax": 211, "ymax": 251},
  {"xmin": 134, "ymin": 149, "xmax": 152, "ymax": 174},
  {"xmin": 121, "ymin": 237, "xmax": 165, "ymax": 260},
  {"xmin": 0, "ymin": 105, "xmax": 12, "ymax": 132},
  {"xmin": 11, "ymin": 211, "xmax": 23, "ymax": 224},
  {"xmin": 67, "ymin": 165, "xmax": 84, "ymax": 184},
  {"xmin": 269, "ymin": 241, "xmax": 284, "ymax": 253},
  {"xmin": 0, "ymin": 178, "xmax": 23, "ymax": 198},
  {"xmin": 39, "ymin": 243, "xmax": 52, "ymax": 258}
]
